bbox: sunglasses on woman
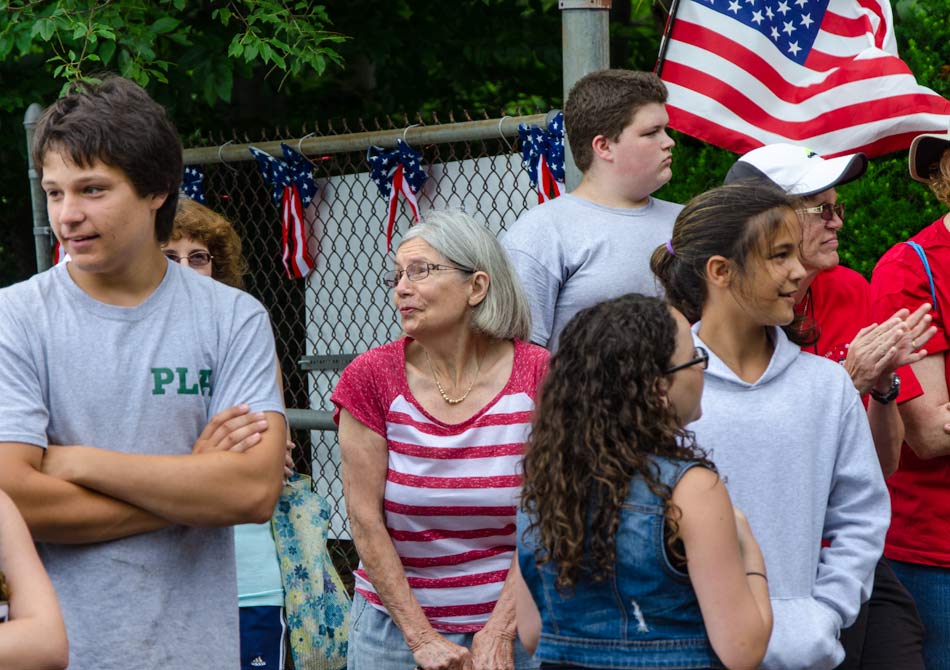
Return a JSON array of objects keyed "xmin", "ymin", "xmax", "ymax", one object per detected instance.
[
  {"xmin": 163, "ymin": 250, "xmax": 213, "ymax": 268},
  {"xmin": 797, "ymin": 202, "xmax": 845, "ymax": 222}
]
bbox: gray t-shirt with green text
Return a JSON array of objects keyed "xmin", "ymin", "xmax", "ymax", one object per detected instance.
[{"xmin": 0, "ymin": 261, "xmax": 284, "ymax": 670}]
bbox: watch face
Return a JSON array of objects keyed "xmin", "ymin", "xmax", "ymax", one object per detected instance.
[
  {"xmin": 873, "ymin": 374, "xmax": 901, "ymax": 403},
  {"xmin": 888, "ymin": 374, "xmax": 901, "ymax": 400}
]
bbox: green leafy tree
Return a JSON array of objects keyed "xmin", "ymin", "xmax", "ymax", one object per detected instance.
[
  {"xmin": 0, "ymin": 0, "xmax": 345, "ymax": 286},
  {"xmin": 0, "ymin": 1, "xmax": 344, "ymax": 105}
]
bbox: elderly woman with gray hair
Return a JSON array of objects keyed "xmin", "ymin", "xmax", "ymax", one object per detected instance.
[{"xmin": 332, "ymin": 210, "xmax": 548, "ymax": 670}]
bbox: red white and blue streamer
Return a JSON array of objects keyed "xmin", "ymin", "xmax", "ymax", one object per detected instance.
[
  {"xmin": 519, "ymin": 112, "xmax": 565, "ymax": 203},
  {"xmin": 249, "ymin": 144, "xmax": 317, "ymax": 280},
  {"xmin": 367, "ymin": 139, "xmax": 428, "ymax": 251}
]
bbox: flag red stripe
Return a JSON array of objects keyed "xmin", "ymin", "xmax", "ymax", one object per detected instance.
[
  {"xmin": 856, "ymin": 0, "xmax": 888, "ymax": 47},
  {"xmin": 670, "ymin": 104, "xmax": 950, "ymax": 160},
  {"xmin": 386, "ymin": 165, "xmax": 403, "ymax": 251},
  {"xmin": 820, "ymin": 11, "xmax": 871, "ymax": 38},
  {"xmin": 831, "ymin": 130, "xmax": 930, "ymax": 159},
  {"xmin": 288, "ymin": 185, "xmax": 314, "ymax": 278},
  {"xmin": 667, "ymin": 107, "xmax": 764, "ymax": 155},
  {"xmin": 280, "ymin": 188, "xmax": 293, "ymax": 278}
]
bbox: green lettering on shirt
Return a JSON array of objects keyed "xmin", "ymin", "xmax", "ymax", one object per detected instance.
[
  {"xmin": 176, "ymin": 367, "xmax": 199, "ymax": 395},
  {"xmin": 150, "ymin": 368, "xmax": 175, "ymax": 395},
  {"xmin": 198, "ymin": 369, "xmax": 213, "ymax": 397},
  {"xmin": 151, "ymin": 367, "xmax": 213, "ymax": 396}
]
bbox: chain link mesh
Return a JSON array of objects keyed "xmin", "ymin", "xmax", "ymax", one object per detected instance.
[{"xmin": 186, "ymin": 113, "xmax": 540, "ymax": 589}]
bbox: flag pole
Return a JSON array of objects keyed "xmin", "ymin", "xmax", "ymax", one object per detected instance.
[{"xmin": 655, "ymin": 0, "xmax": 682, "ymax": 78}]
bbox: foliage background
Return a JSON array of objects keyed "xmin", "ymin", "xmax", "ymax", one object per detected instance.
[{"xmin": 1, "ymin": 0, "xmax": 948, "ymax": 286}]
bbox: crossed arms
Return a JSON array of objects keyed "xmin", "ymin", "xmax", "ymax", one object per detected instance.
[{"xmin": 0, "ymin": 406, "xmax": 285, "ymax": 544}]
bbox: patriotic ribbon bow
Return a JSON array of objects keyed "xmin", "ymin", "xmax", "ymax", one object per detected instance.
[
  {"xmin": 181, "ymin": 166, "xmax": 206, "ymax": 204},
  {"xmin": 248, "ymin": 144, "xmax": 317, "ymax": 280},
  {"xmin": 519, "ymin": 111, "xmax": 565, "ymax": 203},
  {"xmin": 367, "ymin": 139, "xmax": 428, "ymax": 251}
]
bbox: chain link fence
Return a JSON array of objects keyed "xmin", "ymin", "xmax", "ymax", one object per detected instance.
[{"xmin": 182, "ymin": 111, "xmax": 548, "ymax": 587}]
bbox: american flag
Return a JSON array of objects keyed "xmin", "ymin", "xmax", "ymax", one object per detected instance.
[
  {"xmin": 367, "ymin": 139, "xmax": 428, "ymax": 251},
  {"xmin": 657, "ymin": 0, "xmax": 950, "ymax": 157},
  {"xmin": 248, "ymin": 144, "xmax": 316, "ymax": 280}
]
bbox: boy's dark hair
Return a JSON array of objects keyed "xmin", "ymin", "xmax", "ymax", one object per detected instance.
[
  {"xmin": 564, "ymin": 69, "xmax": 668, "ymax": 173},
  {"xmin": 31, "ymin": 76, "xmax": 182, "ymax": 243}
]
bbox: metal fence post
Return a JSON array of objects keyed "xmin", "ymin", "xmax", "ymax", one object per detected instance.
[
  {"xmin": 559, "ymin": 0, "xmax": 612, "ymax": 191},
  {"xmin": 24, "ymin": 103, "xmax": 51, "ymax": 274}
]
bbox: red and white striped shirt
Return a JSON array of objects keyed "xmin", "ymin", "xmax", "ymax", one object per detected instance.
[{"xmin": 332, "ymin": 338, "xmax": 549, "ymax": 632}]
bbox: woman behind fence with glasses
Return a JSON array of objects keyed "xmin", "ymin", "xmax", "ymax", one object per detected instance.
[
  {"xmin": 512, "ymin": 294, "xmax": 772, "ymax": 670},
  {"xmin": 332, "ymin": 209, "xmax": 548, "ymax": 670}
]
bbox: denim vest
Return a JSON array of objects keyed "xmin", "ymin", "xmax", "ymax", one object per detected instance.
[{"xmin": 517, "ymin": 457, "xmax": 724, "ymax": 669}]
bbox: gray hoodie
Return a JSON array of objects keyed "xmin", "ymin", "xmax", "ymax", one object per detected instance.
[{"xmin": 690, "ymin": 324, "xmax": 890, "ymax": 670}]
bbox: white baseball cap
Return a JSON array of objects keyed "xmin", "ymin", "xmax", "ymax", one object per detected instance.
[{"xmin": 724, "ymin": 143, "xmax": 867, "ymax": 196}]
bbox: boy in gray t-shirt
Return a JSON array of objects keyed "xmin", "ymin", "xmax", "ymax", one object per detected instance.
[
  {"xmin": 0, "ymin": 77, "xmax": 286, "ymax": 670},
  {"xmin": 502, "ymin": 70, "xmax": 681, "ymax": 350}
]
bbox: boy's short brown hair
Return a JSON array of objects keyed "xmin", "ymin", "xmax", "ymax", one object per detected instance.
[
  {"xmin": 565, "ymin": 69, "xmax": 668, "ymax": 173},
  {"xmin": 31, "ymin": 76, "xmax": 183, "ymax": 243}
]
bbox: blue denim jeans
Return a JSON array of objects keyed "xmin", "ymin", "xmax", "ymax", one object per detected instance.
[
  {"xmin": 347, "ymin": 593, "xmax": 539, "ymax": 670},
  {"xmin": 889, "ymin": 559, "xmax": 950, "ymax": 670}
]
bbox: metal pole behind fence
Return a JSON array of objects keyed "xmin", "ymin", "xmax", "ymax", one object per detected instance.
[
  {"xmin": 24, "ymin": 103, "xmax": 51, "ymax": 274},
  {"xmin": 560, "ymin": 0, "xmax": 612, "ymax": 191}
]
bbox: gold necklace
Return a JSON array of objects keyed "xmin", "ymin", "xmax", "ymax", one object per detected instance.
[{"xmin": 424, "ymin": 349, "xmax": 481, "ymax": 405}]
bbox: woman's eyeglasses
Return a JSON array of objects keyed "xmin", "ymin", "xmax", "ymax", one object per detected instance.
[
  {"xmin": 163, "ymin": 250, "xmax": 213, "ymax": 268},
  {"xmin": 382, "ymin": 262, "xmax": 475, "ymax": 288},
  {"xmin": 797, "ymin": 202, "xmax": 845, "ymax": 222},
  {"xmin": 665, "ymin": 346, "xmax": 709, "ymax": 374}
]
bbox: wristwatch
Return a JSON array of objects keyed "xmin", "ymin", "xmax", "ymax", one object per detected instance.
[{"xmin": 870, "ymin": 373, "xmax": 901, "ymax": 405}]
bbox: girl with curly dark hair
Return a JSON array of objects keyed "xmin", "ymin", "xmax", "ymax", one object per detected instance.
[
  {"xmin": 514, "ymin": 293, "xmax": 772, "ymax": 670},
  {"xmin": 651, "ymin": 182, "xmax": 890, "ymax": 669}
]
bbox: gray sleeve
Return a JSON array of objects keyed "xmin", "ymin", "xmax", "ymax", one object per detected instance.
[
  {"xmin": 503, "ymin": 247, "xmax": 559, "ymax": 348},
  {"xmin": 209, "ymin": 297, "xmax": 285, "ymax": 418},
  {"xmin": 0, "ymin": 297, "xmax": 48, "ymax": 448},
  {"xmin": 814, "ymin": 391, "xmax": 890, "ymax": 628}
]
